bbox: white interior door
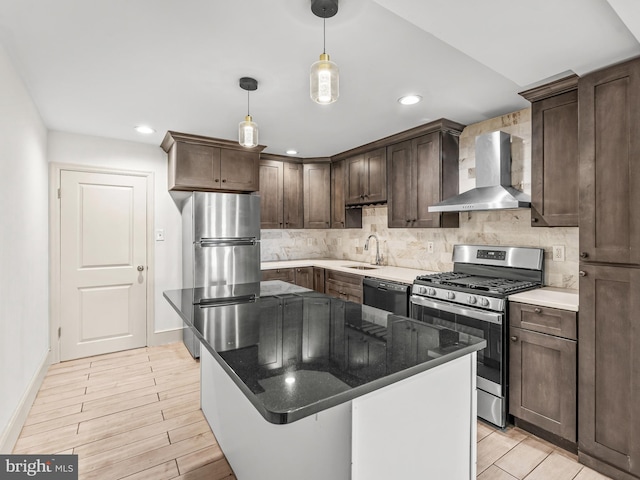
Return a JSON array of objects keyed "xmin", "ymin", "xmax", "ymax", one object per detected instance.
[{"xmin": 60, "ymin": 170, "xmax": 148, "ymax": 361}]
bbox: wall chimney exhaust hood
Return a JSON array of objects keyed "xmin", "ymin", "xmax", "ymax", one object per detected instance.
[{"xmin": 428, "ymin": 131, "xmax": 531, "ymax": 212}]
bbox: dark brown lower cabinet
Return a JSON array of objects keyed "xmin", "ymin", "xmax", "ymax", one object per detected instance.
[
  {"xmin": 324, "ymin": 270, "xmax": 363, "ymax": 304},
  {"xmin": 578, "ymin": 264, "xmax": 640, "ymax": 479},
  {"xmin": 313, "ymin": 267, "xmax": 325, "ymax": 293},
  {"xmin": 261, "ymin": 267, "xmax": 314, "ymax": 289},
  {"xmin": 261, "ymin": 268, "xmax": 295, "ymax": 283},
  {"xmin": 509, "ymin": 302, "xmax": 577, "ymax": 443},
  {"xmin": 293, "ymin": 267, "xmax": 314, "ymax": 289}
]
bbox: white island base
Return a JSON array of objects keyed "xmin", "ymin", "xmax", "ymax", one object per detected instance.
[{"xmin": 201, "ymin": 349, "xmax": 478, "ymax": 480}]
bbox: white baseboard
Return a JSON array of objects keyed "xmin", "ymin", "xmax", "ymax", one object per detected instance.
[
  {"xmin": 0, "ymin": 349, "xmax": 52, "ymax": 453},
  {"xmin": 149, "ymin": 328, "xmax": 182, "ymax": 347}
]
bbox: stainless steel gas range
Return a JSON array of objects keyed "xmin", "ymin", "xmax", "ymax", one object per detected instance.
[{"xmin": 410, "ymin": 244, "xmax": 544, "ymax": 428}]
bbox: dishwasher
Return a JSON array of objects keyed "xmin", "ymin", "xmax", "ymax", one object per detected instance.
[{"xmin": 362, "ymin": 277, "xmax": 411, "ymax": 316}]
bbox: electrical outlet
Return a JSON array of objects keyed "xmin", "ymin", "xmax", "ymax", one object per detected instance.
[
  {"xmin": 155, "ymin": 229, "xmax": 165, "ymax": 241},
  {"xmin": 552, "ymin": 245, "xmax": 565, "ymax": 262},
  {"xmin": 427, "ymin": 242, "xmax": 434, "ymax": 254}
]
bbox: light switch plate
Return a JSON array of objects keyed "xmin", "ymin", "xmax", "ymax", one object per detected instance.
[
  {"xmin": 155, "ymin": 229, "xmax": 165, "ymax": 241},
  {"xmin": 427, "ymin": 242, "xmax": 434, "ymax": 254}
]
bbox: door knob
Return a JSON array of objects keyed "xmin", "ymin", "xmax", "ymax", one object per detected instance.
[
  {"xmin": 510, "ymin": 336, "xmax": 518, "ymax": 342},
  {"xmin": 137, "ymin": 265, "xmax": 145, "ymax": 272},
  {"xmin": 579, "ymin": 271, "xmax": 586, "ymax": 277}
]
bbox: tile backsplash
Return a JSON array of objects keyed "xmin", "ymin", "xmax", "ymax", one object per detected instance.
[{"xmin": 261, "ymin": 107, "xmax": 579, "ymax": 289}]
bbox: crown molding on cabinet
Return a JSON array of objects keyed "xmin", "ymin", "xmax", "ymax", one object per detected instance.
[
  {"xmin": 519, "ymin": 74, "xmax": 579, "ymax": 103},
  {"xmin": 330, "ymin": 118, "xmax": 465, "ymax": 162}
]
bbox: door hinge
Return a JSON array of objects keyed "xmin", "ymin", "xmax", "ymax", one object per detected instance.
[
  {"xmin": 58, "ymin": 327, "xmax": 61, "ymax": 339},
  {"xmin": 57, "ymin": 188, "xmax": 61, "ymax": 199}
]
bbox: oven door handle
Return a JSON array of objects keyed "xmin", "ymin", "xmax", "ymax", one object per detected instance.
[{"xmin": 410, "ymin": 295, "xmax": 503, "ymax": 325}]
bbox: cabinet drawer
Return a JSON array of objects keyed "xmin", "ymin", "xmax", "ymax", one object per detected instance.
[
  {"xmin": 325, "ymin": 269, "xmax": 363, "ymax": 287},
  {"xmin": 510, "ymin": 302, "xmax": 576, "ymax": 340},
  {"xmin": 261, "ymin": 268, "xmax": 295, "ymax": 283},
  {"xmin": 325, "ymin": 280, "xmax": 362, "ymax": 304}
]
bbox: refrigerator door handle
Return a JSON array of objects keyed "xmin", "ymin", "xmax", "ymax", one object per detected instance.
[{"xmin": 198, "ymin": 237, "xmax": 258, "ymax": 247}]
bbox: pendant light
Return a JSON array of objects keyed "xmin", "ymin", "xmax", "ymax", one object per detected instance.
[
  {"xmin": 238, "ymin": 77, "xmax": 258, "ymax": 148},
  {"xmin": 310, "ymin": 0, "xmax": 339, "ymax": 105}
]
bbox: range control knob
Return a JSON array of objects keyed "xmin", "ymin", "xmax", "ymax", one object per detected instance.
[
  {"xmin": 427, "ymin": 288, "xmax": 436, "ymax": 296},
  {"xmin": 418, "ymin": 286, "xmax": 427, "ymax": 294},
  {"xmin": 467, "ymin": 296, "xmax": 477, "ymax": 305},
  {"xmin": 479, "ymin": 298, "xmax": 490, "ymax": 307},
  {"xmin": 447, "ymin": 291, "xmax": 456, "ymax": 300}
]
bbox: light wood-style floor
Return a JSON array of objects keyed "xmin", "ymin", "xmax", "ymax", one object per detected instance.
[{"xmin": 13, "ymin": 342, "xmax": 611, "ymax": 480}]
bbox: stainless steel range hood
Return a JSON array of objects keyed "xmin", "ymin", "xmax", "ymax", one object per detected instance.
[{"xmin": 428, "ymin": 131, "xmax": 531, "ymax": 212}]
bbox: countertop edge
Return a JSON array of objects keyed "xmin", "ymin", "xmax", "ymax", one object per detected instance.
[{"xmin": 508, "ymin": 287, "xmax": 579, "ymax": 312}]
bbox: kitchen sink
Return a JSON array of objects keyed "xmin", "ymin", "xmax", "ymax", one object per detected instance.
[{"xmin": 342, "ymin": 265, "xmax": 379, "ymax": 270}]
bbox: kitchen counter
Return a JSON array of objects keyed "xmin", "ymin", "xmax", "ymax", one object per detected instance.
[
  {"xmin": 163, "ymin": 281, "xmax": 485, "ymax": 480},
  {"xmin": 261, "ymin": 259, "xmax": 437, "ymax": 284},
  {"xmin": 508, "ymin": 286, "xmax": 579, "ymax": 311},
  {"xmin": 163, "ymin": 281, "xmax": 485, "ymax": 424}
]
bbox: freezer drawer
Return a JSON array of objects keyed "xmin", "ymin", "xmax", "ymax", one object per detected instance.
[{"xmin": 193, "ymin": 243, "xmax": 261, "ymax": 286}]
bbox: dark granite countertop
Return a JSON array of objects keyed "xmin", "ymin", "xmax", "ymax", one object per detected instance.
[{"xmin": 164, "ymin": 280, "xmax": 486, "ymax": 424}]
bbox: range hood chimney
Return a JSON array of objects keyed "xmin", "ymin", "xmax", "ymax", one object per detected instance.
[{"xmin": 428, "ymin": 131, "xmax": 531, "ymax": 212}]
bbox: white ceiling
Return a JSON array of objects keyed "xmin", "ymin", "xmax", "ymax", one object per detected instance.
[{"xmin": 1, "ymin": 0, "xmax": 639, "ymax": 157}]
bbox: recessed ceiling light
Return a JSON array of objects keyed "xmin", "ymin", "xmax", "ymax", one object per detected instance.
[
  {"xmin": 286, "ymin": 149, "xmax": 298, "ymax": 155},
  {"xmin": 398, "ymin": 95, "xmax": 422, "ymax": 105},
  {"xmin": 134, "ymin": 125, "xmax": 155, "ymax": 134}
]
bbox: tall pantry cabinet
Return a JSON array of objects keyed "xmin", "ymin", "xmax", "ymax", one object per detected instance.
[{"xmin": 578, "ymin": 56, "xmax": 640, "ymax": 480}]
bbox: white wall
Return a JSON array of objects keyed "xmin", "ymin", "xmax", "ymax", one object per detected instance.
[
  {"xmin": 47, "ymin": 131, "xmax": 184, "ymax": 333},
  {"xmin": 0, "ymin": 44, "xmax": 50, "ymax": 451}
]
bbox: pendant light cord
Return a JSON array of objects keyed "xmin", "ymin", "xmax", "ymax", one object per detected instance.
[
  {"xmin": 323, "ymin": 16, "xmax": 326, "ymax": 54},
  {"xmin": 247, "ymin": 89, "xmax": 250, "ymax": 117}
]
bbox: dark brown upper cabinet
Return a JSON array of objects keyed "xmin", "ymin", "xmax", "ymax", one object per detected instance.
[
  {"xmin": 387, "ymin": 124, "xmax": 461, "ymax": 228},
  {"xmin": 579, "ymin": 57, "xmax": 640, "ymax": 265},
  {"xmin": 345, "ymin": 148, "xmax": 387, "ymax": 205},
  {"xmin": 161, "ymin": 131, "xmax": 264, "ymax": 192},
  {"xmin": 303, "ymin": 162, "xmax": 331, "ymax": 229},
  {"xmin": 330, "ymin": 159, "xmax": 362, "ymax": 229},
  {"xmin": 330, "ymin": 159, "xmax": 346, "ymax": 228},
  {"xmin": 520, "ymin": 75, "xmax": 579, "ymax": 227},
  {"xmin": 259, "ymin": 156, "xmax": 303, "ymax": 229}
]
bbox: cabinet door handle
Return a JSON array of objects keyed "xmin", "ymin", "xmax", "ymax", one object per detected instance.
[
  {"xmin": 534, "ymin": 308, "xmax": 542, "ymax": 314},
  {"xmin": 579, "ymin": 271, "xmax": 586, "ymax": 277},
  {"xmin": 510, "ymin": 336, "xmax": 518, "ymax": 342},
  {"xmin": 222, "ymin": 179, "xmax": 227, "ymax": 183},
  {"xmin": 531, "ymin": 217, "xmax": 538, "ymax": 223},
  {"xmin": 214, "ymin": 179, "xmax": 220, "ymax": 183},
  {"xmin": 580, "ymin": 252, "xmax": 588, "ymax": 258}
]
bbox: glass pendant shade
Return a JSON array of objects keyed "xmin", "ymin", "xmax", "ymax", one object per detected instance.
[
  {"xmin": 238, "ymin": 115, "xmax": 258, "ymax": 148},
  {"xmin": 310, "ymin": 53, "xmax": 339, "ymax": 104}
]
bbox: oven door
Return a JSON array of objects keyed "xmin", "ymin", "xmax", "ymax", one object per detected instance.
[{"xmin": 410, "ymin": 295, "xmax": 504, "ymax": 397}]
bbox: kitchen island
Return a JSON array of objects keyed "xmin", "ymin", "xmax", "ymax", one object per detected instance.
[{"xmin": 164, "ymin": 281, "xmax": 485, "ymax": 480}]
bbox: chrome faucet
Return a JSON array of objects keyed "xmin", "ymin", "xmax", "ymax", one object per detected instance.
[{"xmin": 364, "ymin": 234, "xmax": 382, "ymax": 266}]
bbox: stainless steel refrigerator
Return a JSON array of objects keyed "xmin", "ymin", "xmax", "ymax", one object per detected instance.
[{"xmin": 181, "ymin": 192, "xmax": 261, "ymax": 357}]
